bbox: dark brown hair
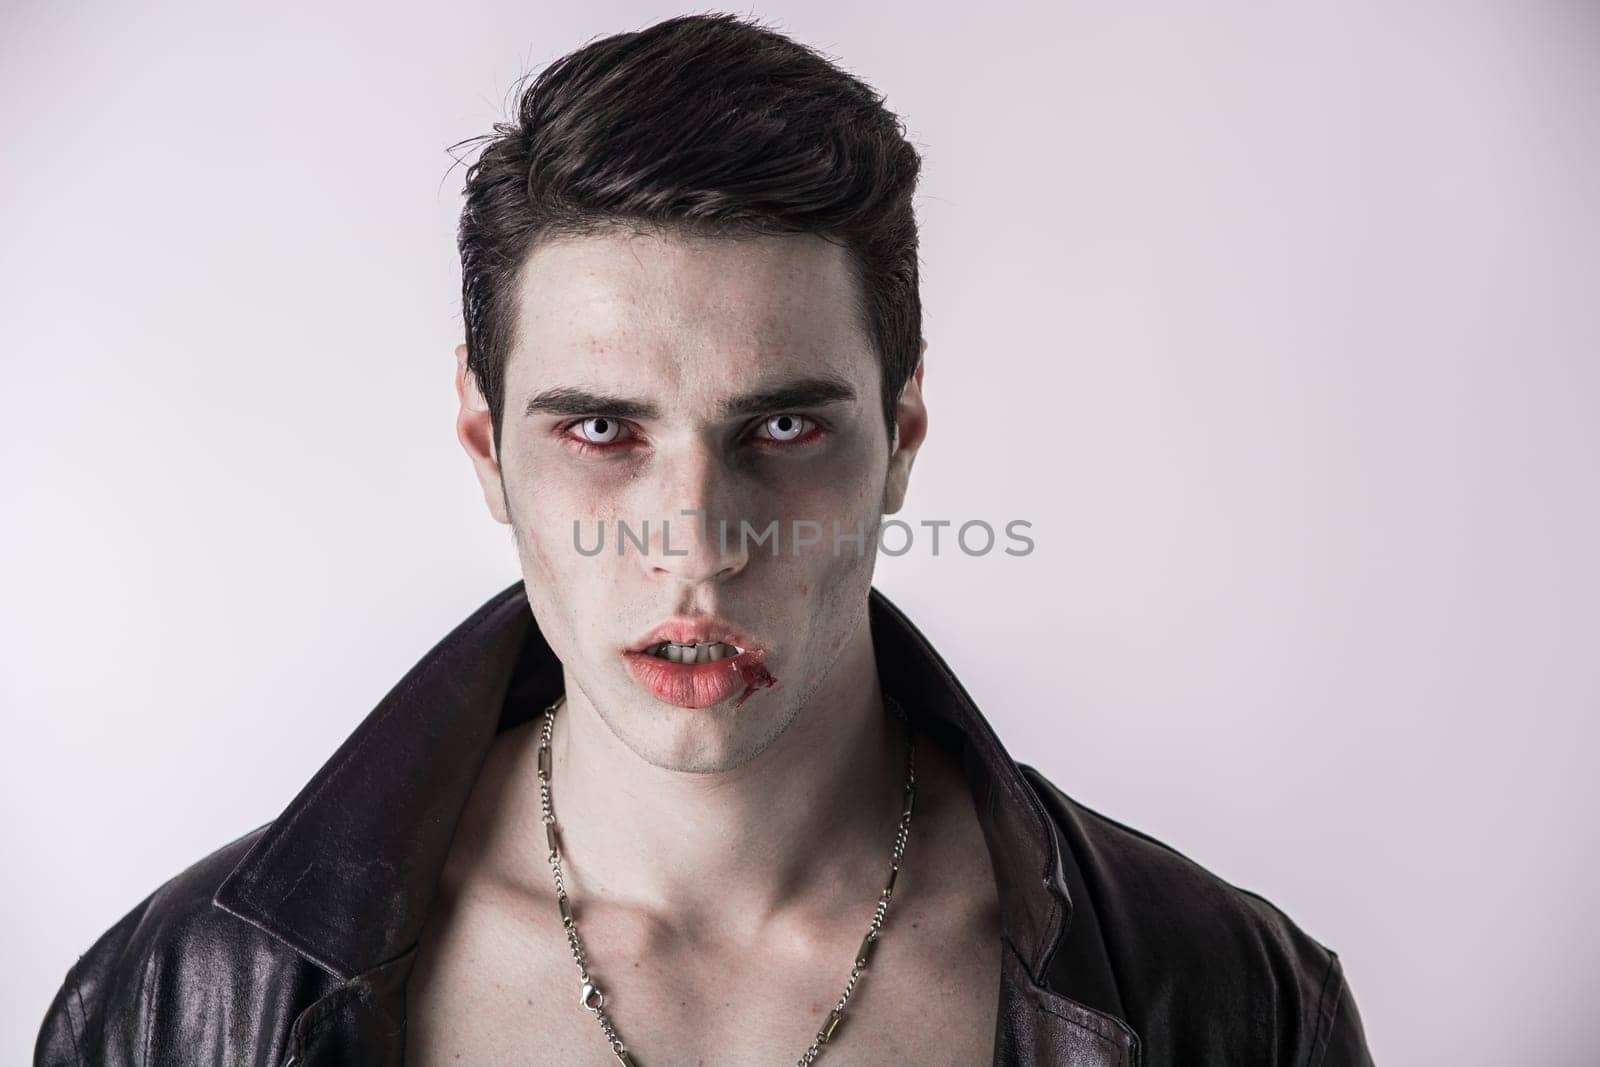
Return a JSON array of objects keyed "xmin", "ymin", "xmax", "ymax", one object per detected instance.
[{"xmin": 455, "ymin": 12, "xmax": 923, "ymax": 452}]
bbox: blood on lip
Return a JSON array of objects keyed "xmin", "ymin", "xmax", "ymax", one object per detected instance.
[
  {"xmin": 621, "ymin": 645, "xmax": 777, "ymax": 708},
  {"xmin": 730, "ymin": 649, "xmax": 776, "ymax": 708},
  {"xmin": 623, "ymin": 618, "xmax": 775, "ymax": 707}
]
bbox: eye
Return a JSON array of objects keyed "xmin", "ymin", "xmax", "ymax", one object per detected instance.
[
  {"xmin": 754, "ymin": 414, "xmax": 814, "ymax": 443},
  {"xmin": 571, "ymin": 417, "xmax": 628, "ymax": 445},
  {"xmin": 557, "ymin": 416, "xmax": 640, "ymax": 455}
]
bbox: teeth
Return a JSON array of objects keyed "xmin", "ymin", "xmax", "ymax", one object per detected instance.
[{"xmin": 645, "ymin": 641, "xmax": 744, "ymax": 663}]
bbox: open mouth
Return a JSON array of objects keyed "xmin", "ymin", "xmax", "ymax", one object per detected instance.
[
  {"xmin": 622, "ymin": 619, "xmax": 776, "ymax": 708},
  {"xmin": 641, "ymin": 641, "xmax": 745, "ymax": 664}
]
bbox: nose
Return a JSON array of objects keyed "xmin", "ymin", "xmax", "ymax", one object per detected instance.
[{"xmin": 638, "ymin": 444, "xmax": 750, "ymax": 586}]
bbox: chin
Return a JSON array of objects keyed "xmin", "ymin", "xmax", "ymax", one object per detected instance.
[{"xmin": 619, "ymin": 695, "xmax": 791, "ymax": 775}]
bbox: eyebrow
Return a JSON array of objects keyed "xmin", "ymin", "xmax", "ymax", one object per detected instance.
[{"xmin": 522, "ymin": 374, "xmax": 858, "ymax": 421}]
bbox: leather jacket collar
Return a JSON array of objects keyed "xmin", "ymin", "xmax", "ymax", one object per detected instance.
[{"xmin": 212, "ymin": 581, "xmax": 1140, "ymax": 1065}]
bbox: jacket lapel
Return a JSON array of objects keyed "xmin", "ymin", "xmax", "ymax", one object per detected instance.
[
  {"xmin": 867, "ymin": 591, "xmax": 1139, "ymax": 1066},
  {"xmin": 213, "ymin": 584, "xmax": 540, "ymax": 984},
  {"xmin": 213, "ymin": 581, "xmax": 1141, "ymax": 1066},
  {"xmin": 280, "ymin": 944, "xmax": 417, "ymax": 1066}
]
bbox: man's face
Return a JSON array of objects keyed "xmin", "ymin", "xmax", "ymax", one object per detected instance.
[{"xmin": 456, "ymin": 230, "xmax": 925, "ymax": 772}]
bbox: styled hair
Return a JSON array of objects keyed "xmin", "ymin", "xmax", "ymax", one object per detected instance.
[{"xmin": 455, "ymin": 12, "xmax": 923, "ymax": 452}]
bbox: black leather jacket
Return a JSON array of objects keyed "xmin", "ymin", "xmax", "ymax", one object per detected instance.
[{"xmin": 36, "ymin": 582, "xmax": 1375, "ymax": 1065}]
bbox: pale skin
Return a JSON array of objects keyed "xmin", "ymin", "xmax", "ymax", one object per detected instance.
[{"xmin": 405, "ymin": 229, "xmax": 1002, "ymax": 1065}]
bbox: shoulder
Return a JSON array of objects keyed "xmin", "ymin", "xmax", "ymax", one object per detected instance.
[
  {"xmin": 35, "ymin": 825, "xmax": 334, "ymax": 1066},
  {"xmin": 1020, "ymin": 765, "xmax": 1373, "ymax": 1067}
]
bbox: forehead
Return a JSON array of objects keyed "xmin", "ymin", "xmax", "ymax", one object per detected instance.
[{"xmin": 506, "ymin": 229, "xmax": 876, "ymax": 398}]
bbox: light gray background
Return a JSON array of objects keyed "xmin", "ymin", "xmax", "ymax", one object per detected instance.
[{"xmin": 4, "ymin": 2, "xmax": 1597, "ymax": 1062}]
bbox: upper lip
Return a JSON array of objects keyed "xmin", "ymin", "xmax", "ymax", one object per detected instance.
[{"xmin": 626, "ymin": 616, "xmax": 761, "ymax": 653}]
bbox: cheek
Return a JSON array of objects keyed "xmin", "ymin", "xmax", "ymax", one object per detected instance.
[
  {"xmin": 718, "ymin": 424, "xmax": 884, "ymax": 521},
  {"xmin": 503, "ymin": 485, "xmax": 587, "ymax": 598},
  {"xmin": 786, "ymin": 450, "xmax": 885, "ymax": 523},
  {"xmin": 505, "ymin": 446, "xmax": 628, "ymax": 536},
  {"xmin": 778, "ymin": 482, "xmax": 885, "ymax": 588}
]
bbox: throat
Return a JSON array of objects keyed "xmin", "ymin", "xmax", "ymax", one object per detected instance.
[{"xmin": 539, "ymin": 685, "xmax": 910, "ymax": 921}]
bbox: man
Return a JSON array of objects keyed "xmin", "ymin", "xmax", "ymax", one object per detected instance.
[{"xmin": 36, "ymin": 13, "xmax": 1373, "ymax": 1066}]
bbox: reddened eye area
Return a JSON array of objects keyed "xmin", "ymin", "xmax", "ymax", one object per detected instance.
[{"xmin": 557, "ymin": 412, "xmax": 823, "ymax": 455}]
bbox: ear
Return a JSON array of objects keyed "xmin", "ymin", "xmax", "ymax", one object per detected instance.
[
  {"xmin": 882, "ymin": 338, "xmax": 929, "ymax": 516},
  {"xmin": 455, "ymin": 343, "xmax": 510, "ymax": 525}
]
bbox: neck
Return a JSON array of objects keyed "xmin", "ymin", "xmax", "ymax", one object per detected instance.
[{"xmin": 535, "ymin": 628, "xmax": 906, "ymax": 927}]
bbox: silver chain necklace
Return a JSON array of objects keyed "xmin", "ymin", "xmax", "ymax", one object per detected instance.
[{"xmin": 536, "ymin": 692, "xmax": 917, "ymax": 1067}]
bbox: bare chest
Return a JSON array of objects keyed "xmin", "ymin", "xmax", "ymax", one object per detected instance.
[{"xmin": 403, "ymin": 880, "xmax": 1001, "ymax": 1067}]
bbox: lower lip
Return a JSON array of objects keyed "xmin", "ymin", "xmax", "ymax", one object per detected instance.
[{"xmin": 622, "ymin": 648, "xmax": 778, "ymax": 709}]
